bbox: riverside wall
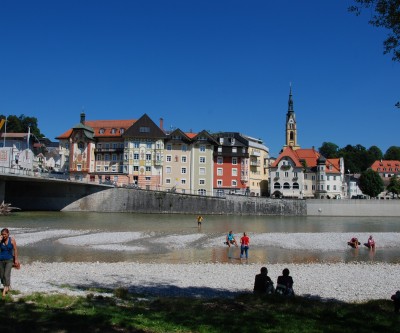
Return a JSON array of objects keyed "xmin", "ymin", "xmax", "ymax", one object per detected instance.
[
  {"xmin": 62, "ymin": 188, "xmax": 307, "ymax": 215},
  {"xmin": 307, "ymin": 199, "xmax": 400, "ymax": 217}
]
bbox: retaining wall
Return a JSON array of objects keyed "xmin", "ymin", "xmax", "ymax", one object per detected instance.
[{"xmin": 62, "ymin": 188, "xmax": 307, "ymax": 216}]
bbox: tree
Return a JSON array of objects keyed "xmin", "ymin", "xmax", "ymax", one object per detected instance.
[
  {"xmin": 349, "ymin": 1, "xmax": 400, "ymax": 62},
  {"xmin": 359, "ymin": 169, "xmax": 384, "ymax": 197},
  {"xmin": 318, "ymin": 142, "xmax": 339, "ymax": 158},
  {"xmin": 366, "ymin": 145, "xmax": 383, "ymax": 166},
  {"xmin": 386, "ymin": 175, "xmax": 400, "ymax": 198},
  {"xmin": 384, "ymin": 146, "xmax": 400, "ymax": 160},
  {"xmin": 338, "ymin": 144, "xmax": 369, "ymax": 173},
  {"xmin": 0, "ymin": 114, "xmax": 44, "ymax": 138}
]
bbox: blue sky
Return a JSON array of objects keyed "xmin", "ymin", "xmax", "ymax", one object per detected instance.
[{"xmin": 0, "ymin": 0, "xmax": 398, "ymax": 157}]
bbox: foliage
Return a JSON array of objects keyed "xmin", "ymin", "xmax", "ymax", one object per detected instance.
[
  {"xmin": 0, "ymin": 114, "xmax": 44, "ymax": 138},
  {"xmin": 386, "ymin": 175, "xmax": 400, "ymax": 197},
  {"xmin": 0, "ymin": 292, "xmax": 397, "ymax": 333},
  {"xmin": 359, "ymin": 169, "xmax": 385, "ymax": 197},
  {"xmin": 384, "ymin": 146, "xmax": 400, "ymax": 160},
  {"xmin": 318, "ymin": 142, "xmax": 339, "ymax": 158},
  {"xmin": 349, "ymin": 0, "xmax": 400, "ymax": 62}
]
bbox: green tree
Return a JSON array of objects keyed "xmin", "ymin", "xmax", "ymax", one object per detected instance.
[
  {"xmin": 366, "ymin": 145, "xmax": 383, "ymax": 166},
  {"xmin": 359, "ymin": 169, "xmax": 384, "ymax": 197},
  {"xmin": 318, "ymin": 142, "xmax": 339, "ymax": 158},
  {"xmin": 386, "ymin": 175, "xmax": 400, "ymax": 198},
  {"xmin": 0, "ymin": 114, "xmax": 43, "ymax": 138},
  {"xmin": 338, "ymin": 144, "xmax": 369, "ymax": 173},
  {"xmin": 349, "ymin": 0, "xmax": 400, "ymax": 62},
  {"xmin": 384, "ymin": 146, "xmax": 400, "ymax": 160}
]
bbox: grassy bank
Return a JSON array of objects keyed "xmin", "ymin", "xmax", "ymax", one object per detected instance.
[{"xmin": 1, "ymin": 289, "xmax": 399, "ymax": 333}]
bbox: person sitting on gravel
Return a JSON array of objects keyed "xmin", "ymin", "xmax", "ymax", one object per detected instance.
[
  {"xmin": 391, "ymin": 290, "xmax": 400, "ymax": 313},
  {"xmin": 225, "ymin": 231, "xmax": 238, "ymax": 247},
  {"xmin": 254, "ymin": 267, "xmax": 275, "ymax": 295},
  {"xmin": 364, "ymin": 235, "xmax": 375, "ymax": 249},
  {"xmin": 347, "ymin": 237, "xmax": 360, "ymax": 248},
  {"xmin": 275, "ymin": 268, "xmax": 294, "ymax": 297}
]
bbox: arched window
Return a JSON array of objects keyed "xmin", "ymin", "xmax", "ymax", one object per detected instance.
[
  {"xmin": 293, "ymin": 182, "xmax": 299, "ymax": 189},
  {"xmin": 274, "ymin": 182, "xmax": 281, "ymax": 189},
  {"xmin": 198, "ymin": 189, "xmax": 206, "ymax": 196},
  {"xmin": 283, "ymin": 182, "xmax": 290, "ymax": 189},
  {"xmin": 290, "ymin": 131, "xmax": 294, "ymax": 140}
]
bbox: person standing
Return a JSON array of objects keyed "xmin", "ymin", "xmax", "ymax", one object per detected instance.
[
  {"xmin": 0, "ymin": 228, "xmax": 19, "ymax": 297},
  {"xmin": 197, "ymin": 215, "xmax": 203, "ymax": 227},
  {"xmin": 240, "ymin": 232, "xmax": 250, "ymax": 259}
]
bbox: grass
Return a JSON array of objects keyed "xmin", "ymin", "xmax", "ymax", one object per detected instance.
[{"xmin": 0, "ymin": 290, "xmax": 399, "ymax": 333}]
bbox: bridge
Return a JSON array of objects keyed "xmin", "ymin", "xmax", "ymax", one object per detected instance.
[{"xmin": 0, "ymin": 167, "xmax": 112, "ymax": 211}]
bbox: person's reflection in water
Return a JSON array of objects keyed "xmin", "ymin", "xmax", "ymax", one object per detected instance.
[{"xmin": 368, "ymin": 247, "xmax": 376, "ymax": 261}]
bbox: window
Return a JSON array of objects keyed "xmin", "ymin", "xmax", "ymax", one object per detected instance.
[
  {"xmin": 320, "ymin": 175, "xmax": 324, "ymax": 180},
  {"xmin": 217, "ymin": 168, "xmax": 223, "ymax": 176},
  {"xmin": 134, "ymin": 153, "xmax": 139, "ymax": 160},
  {"xmin": 146, "ymin": 153, "xmax": 152, "ymax": 161},
  {"xmin": 312, "ymin": 175, "xmax": 316, "ymax": 180},
  {"xmin": 105, "ymin": 143, "xmax": 110, "ymax": 149},
  {"xmin": 181, "ymin": 156, "xmax": 187, "ymax": 163},
  {"xmin": 199, "ymin": 167, "xmax": 206, "ymax": 175},
  {"xmin": 97, "ymin": 155, "xmax": 102, "ymax": 161},
  {"xmin": 182, "ymin": 144, "xmax": 187, "ymax": 152},
  {"xmin": 146, "ymin": 142, "xmax": 152, "ymax": 149},
  {"xmin": 285, "ymin": 172, "xmax": 289, "ymax": 177},
  {"xmin": 312, "ymin": 185, "xmax": 315, "ymax": 190},
  {"xmin": 105, "ymin": 154, "xmax": 110, "ymax": 161},
  {"xmin": 124, "ymin": 154, "xmax": 128, "ymax": 161},
  {"xmin": 293, "ymin": 183, "xmax": 299, "ymax": 189},
  {"xmin": 166, "ymin": 178, "xmax": 171, "ymax": 184},
  {"xmin": 111, "ymin": 128, "xmax": 116, "ymax": 134},
  {"xmin": 199, "ymin": 156, "xmax": 206, "ymax": 163},
  {"xmin": 181, "ymin": 179, "xmax": 186, "ymax": 185},
  {"xmin": 134, "ymin": 142, "xmax": 139, "ymax": 148},
  {"xmin": 218, "ymin": 147, "xmax": 222, "ymax": 153},
  {"xmin": 181, "ymin": 167, "xmax": 187, "ymax": 174},
  {"xmin": 327, "ymin": 175, "xmax": 330, "ymax": 181},
  {"xmin": 140, "ymin": 126, "xmax": 150, "ymax": 133},
  {"xmin": 232, "ymin": 147, "xmax": 237, "ymax": 153},
  {"xmin": 320, "ymin": 185, "xmax": 324, "ymax": 190},
  {"xmin": 293, "ymin": 172, "xmax": 298, "ymax": 178},
  {"xmin": 96, "ymin": 166, "xmax": 101, "ymax": 172},
  {"xmin": 133, "ymin": 166, "xmax": 139, "ymax": 171},
  {"xmin": 112, "ymin": 154, "xmax": 117, "ymax": 161},
  {"xmin": 333, "ymin": 185, "xmax": 337, "ymax": 190},
  {"xmin": 123, "ymin": 165, "xmax": 127, "ymax": 173},
  {"xmin": 217, "ymin": 157, "xmax": 223, "ymax": 164},
  {"xmin": 232, "ymin": 157, "xmax": 237, "ymax": 165},
  {"xmin": 198, "ymin": 189, "xmax": 206, "ymax": 196},
  {"xmin": 304, "ymin": 185, "xmax": 308, "ymax": 190},
  {"xmin": 112, "ymin": 165, "xmax": 117, "ymax": 172},
  {"xmin": 283, "ymin": 182, "xmax": 290, "ymax": 189},
  {"xmin": 199, "ymin": 179, "xmax": 205, "ymax": 185},
  {"xmin": 217, "ymin": 179, "xmax": 223, "ymax": 187},
  {"xmin": 166, "ymin": 167, "xmax": 171, "ymax": 174},
  {"xmin": 274, "ymin": 182, "xmax": 281, "ymax": 189},
  {"xmin": 120, "ymin": 128, "xmax": 125, "ymax": 134},
  {"xmin": 232, "ymin": 180, "xmax": 237, "ymax": 187},
  {"xmin": 166, "ymin": 155, "xmax": 171, "ymax": 162},
  {"xmin": 145, "ymin": 176, "xmax": 151, "ymax": 181},
  {"xmin": 200, "ymin": 145, "xmax": 205, "ymax": 152},
  {"xmin": 327, "ymin": 185, "xmax": 330, "ymax": 191},
  {"xmin": 99, "ymin": 128, "xmax": 105, "ymax": 134},
  {"xmin": 146, "ymin": 166, "xmax": 151, "ymax": 171},
  {"xmin": 104, "ymin": 166, "xmax": 109, "ymax": 172},
  {"xmin": 304, "ymin": 174, "xmax": 308, "ymax": 179},
  {"xmin": 232, "ymin": 168, "xmax": 237, "ymax": 176}
]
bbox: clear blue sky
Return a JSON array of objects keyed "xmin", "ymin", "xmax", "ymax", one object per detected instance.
[{"xmin": 0, "ymin": 0, "xmax": 398, "ymax": 157}]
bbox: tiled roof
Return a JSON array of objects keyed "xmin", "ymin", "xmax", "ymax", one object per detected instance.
[
  {"xmin": 185, "ymin": 132, "xmax": 197, "ymax": 139},
  {"xmin": 56, "ymin": 120, "xmax": 136, "ymax": 139},
  {"xmin": 272, "ymin": 147, "xmax": 341, "ymax": 173},
  {"xmin": 370, "ymin": 160, "xmax": 400, "ymax": 172}
]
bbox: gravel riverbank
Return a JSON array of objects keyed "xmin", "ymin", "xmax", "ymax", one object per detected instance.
[{"xmin": 11, "ymin": 261, "xmax": 400, "ymax": 303}]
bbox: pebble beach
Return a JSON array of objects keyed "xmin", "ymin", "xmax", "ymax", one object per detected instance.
[{"xmin": 9, "ymin": 228, "xmax": 400, "ymax": 303}]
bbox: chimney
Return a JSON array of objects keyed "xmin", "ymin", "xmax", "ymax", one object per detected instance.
[
  {"xmin": 159, "ymin": 117, "xmax": 164, "ymax": 130},
  {"xmin": 80, "ymin": 112, "xmax": 86, "ymax": 125}
]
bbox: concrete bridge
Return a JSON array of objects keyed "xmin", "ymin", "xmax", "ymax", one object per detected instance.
[{"xmin": 0, "ymin": 171, "xmax": 112, "ymax": 211}]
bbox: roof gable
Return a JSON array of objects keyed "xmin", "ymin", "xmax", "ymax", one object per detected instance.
[{"xmin": 123, "ymin": 114, "xmax": 166, "ymax": 139}]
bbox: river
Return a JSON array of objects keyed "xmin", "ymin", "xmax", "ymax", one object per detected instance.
[{"xmin": 4, "ymin": 212, "xmax": 400, "ymax": 265}]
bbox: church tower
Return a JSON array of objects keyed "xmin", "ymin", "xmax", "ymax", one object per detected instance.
[{"xmin": 284, "ymin": 85, "xmax": 300, "ymax": 150}]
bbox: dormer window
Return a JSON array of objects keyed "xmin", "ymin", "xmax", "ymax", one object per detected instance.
[
  {"xmin": 120, "ymin": 128, "xmax": 125, "ymax": 134},
  {"xmin": 99, "ymin": 128, "xmax": 105, "ymax": 134},
  {"xmin": 111, "ymin": 128, "xmax": 117, "ymax": 134}
]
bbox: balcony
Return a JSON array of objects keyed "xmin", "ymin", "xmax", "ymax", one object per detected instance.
[
  {"xmin": 250, "ymin": 149, "xmax": 261, "ymax": 157},
  {"xmin": 250, "ymin": 161, "xmax": 260, "ymax": 167},
  {"xmin": 95, "ymin": 148, "xmax": 124, "ymax": 153}
]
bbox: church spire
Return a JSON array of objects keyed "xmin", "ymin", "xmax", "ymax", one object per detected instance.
[{"xmin": 288, "ymin": 83, "xmax": 294, "ymax": 112}]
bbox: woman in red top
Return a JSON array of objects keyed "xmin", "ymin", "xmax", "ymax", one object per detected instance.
[{"xmin": 240, "ymin": 232, "xmax": 250, "ymax": 259}]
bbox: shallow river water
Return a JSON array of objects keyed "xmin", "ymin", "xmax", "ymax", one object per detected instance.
[{"xmin": 3, "ymin": 212, "xmax": 400, "ymax": 265}]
